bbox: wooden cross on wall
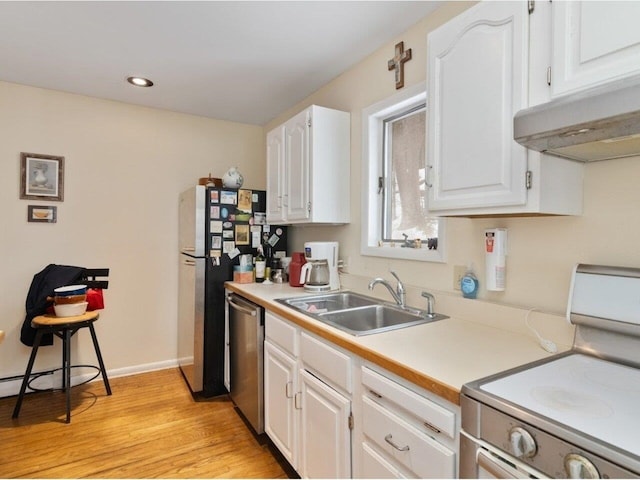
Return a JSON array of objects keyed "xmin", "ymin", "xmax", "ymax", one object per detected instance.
[{"xmin": 388, "ymin": 41, "xmax": 412, "ymax": 89}]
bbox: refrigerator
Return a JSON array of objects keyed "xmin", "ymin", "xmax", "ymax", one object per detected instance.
[{"xmin": 178, "ymin": 185, "xmax": 287, "ymax": 396}]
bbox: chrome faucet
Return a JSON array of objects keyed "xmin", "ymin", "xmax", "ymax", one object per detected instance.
[
  {"xmin": 421, "ymin": 291, "xmax": 436, "ymax": 318},
  {"xmin": 368, "ymin": 270, "xmax": 406, "ymax": 307}
]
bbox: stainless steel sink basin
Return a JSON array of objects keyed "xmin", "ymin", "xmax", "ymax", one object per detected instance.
[
  {"xmin": 276, "ymin": 292, "xmax": 448, "ymax": 336},
  {"xmin": 279, "ymin": 292, "xmax": 380, "ymax": 313}
]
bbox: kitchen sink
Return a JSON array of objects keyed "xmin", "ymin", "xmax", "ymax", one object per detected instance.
[
  {"xmin": 279, "ymin": 292, "xmax": 380, "ymax": 313},
  {"xmin": 276, "ymin": 292, "xmax": 448, "ymax": 336}
]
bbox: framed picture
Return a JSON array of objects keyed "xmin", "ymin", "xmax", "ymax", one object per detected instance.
[
  {"xmin": 27, "ymin": 205, "xmax": 57, "ymax": 223},
  {"xmin": 20, "ymin": 152, "xmax": 65, "ymax": 201},
  {"xmin": 235, "ymin": 224, "xmax": 250, "ymax": 245}
]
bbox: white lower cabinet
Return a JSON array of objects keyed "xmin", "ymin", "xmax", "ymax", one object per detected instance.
[
  {"xmin": 354, "ymin": 366, "xmax": 459, "ymax": 479},
  {"xmin": 264, "ymin": 310, "xmax": 460, "ymax": 479},
  {"xmin": 299, "ymin": 369, "xmax": 351, "ymax": 478},
  {"xmin": 264, "ymin": 340, "xmax": 298, "ymax": 468},
  {"xmin": 264, "ymin": 311, "xmax": 353, "ymax": 478}
]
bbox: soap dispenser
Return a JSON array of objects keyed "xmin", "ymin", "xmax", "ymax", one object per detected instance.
[{"xmin": 460, "ymin": 263, "xmax": 479, "ymax": 299}]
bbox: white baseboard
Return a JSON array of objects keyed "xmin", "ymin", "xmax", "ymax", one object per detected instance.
[{"xmin": 0, "ymin": 359, "xmax": 179, "ymax": 399}]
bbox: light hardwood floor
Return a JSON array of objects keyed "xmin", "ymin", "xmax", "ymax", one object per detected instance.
[{"xmin": 0, "ymin": 368, "xmax": 289, "ymax": 479}]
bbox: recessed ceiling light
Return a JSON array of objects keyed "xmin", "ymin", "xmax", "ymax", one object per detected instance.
[{"xmin": 127, "ymin": 76, "xmax": 154, "ymax": 87}]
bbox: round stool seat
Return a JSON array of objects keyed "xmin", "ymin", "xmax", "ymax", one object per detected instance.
[{"xmin": 32, "ymin": 311, "xmax": 99, "ymax": 328}]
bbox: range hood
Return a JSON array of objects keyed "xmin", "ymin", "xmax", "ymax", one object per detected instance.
[{"xmin": 514, "ymin": 76, "xmax": 640, "ymax": 162}]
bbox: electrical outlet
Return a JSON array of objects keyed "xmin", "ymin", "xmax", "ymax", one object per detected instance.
[
  {"xmin": 453, "ymin": 265, "xmax": 466, "ymax": 291},
  {"xmin": 339, "ymin": 256, "xmax": 350, "ymax": 274}
]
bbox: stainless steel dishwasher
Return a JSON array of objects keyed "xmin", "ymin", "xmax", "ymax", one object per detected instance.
[{"xmin": 226, "ymin": 292, "xmax": 264, "ymax": 434}]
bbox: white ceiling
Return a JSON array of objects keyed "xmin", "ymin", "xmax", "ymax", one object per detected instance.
[{"xmin": 0, "ymin": 1, "xmax": 441, "ymax": 125}]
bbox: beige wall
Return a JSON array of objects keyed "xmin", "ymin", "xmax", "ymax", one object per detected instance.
[
  {"xmin": 0, "ymin": 81, "xmax": 264, "ymax": 385},
  {"xmin": 4, "ymin": 1, "xmax": 640, "ymax": 388},
  {"xmin": 266, "ymin": 1, "xmax": 640, "ymax": 318}
]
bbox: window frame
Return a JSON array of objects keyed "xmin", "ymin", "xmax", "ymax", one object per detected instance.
[{"xmin": 361, "ymin": 82, "xmax": 446, "ymax": 263}]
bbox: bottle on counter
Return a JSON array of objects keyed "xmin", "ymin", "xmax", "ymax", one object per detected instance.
[
  {"xmin": 262, "ymin": 234, "xmax": 273, "ymax": 281},
  {"xmin": 255, "ymin": 245, "xmax": 266, "ymax": 283}
]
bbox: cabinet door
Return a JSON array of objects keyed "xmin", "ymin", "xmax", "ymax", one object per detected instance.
[
  {"xmin": 285, "ymin": 109, "xmax": 311, "ymax": 222},
  {"xmin": 427, "ymin": 1, "xmax": 529, "ymax": 212},
  {"xmin": 299, "ymin": 369, "xmax": 351, "ymax": 479},
  {"xmin": 266, "ymin": 127, "xmax": 286, "ymax": 223},
  {"xmin": 552, "ymin": 2, "xmax": 640, "ymax": 97},
  {"xmin": 264, "ymin": 341, "xmax": 298, "ymax": 469}
]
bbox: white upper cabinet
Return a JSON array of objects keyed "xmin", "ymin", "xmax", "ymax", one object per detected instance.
[
  {"xmin": 551, "ymin": 1, "xmax": 640, "ymax": 97},
  {"xmin": 426, "ymin": 1, "xmax": 583, "ymax": 216},
  {"xmin": 266, "ymin": 126, "xmax": 285, "ymax": 222},
  {"xmin": 266, "ymin": 105, "xmax": 350, "ymax": 225}
]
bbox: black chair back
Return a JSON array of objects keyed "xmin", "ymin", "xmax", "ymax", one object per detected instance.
[{"xmin": 83, "ymin": 268, "xmax": 109, "ymax": 289}]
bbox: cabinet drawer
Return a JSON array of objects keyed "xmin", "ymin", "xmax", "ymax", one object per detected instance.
[
  {"xmin": 362, "ymin": 366, "xmax": 455, "ymax": 439},
  {"xmin": 300, "ymin": 332, "xmax": 352, "ymax": 394},
  {"xmin": 362, "ymin": 397, "xmax": 455, "ymax": 479},
  {"xmin": 265, "ymin": 312, "xmax": 298, "ymax": 356},
  {"xmin": 361, "ymin": 442, "xmax": 404, "ymax": 479}
]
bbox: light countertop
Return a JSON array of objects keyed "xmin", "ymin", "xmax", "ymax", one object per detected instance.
[{"xmin": 225, "ymin": 282, "xmax": 566, "ymax": 405}]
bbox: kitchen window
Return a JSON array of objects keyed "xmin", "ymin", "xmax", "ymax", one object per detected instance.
[{"xmin": 361, "ymin": 82, "xmax": 445, "ymax": 262}]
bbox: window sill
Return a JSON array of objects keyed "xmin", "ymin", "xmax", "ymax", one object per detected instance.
[{"xmin": 361, "ymin": 244, "xmax": 445, "ymax": 263}]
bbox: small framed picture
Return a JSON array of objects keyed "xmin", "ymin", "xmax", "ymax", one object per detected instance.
[
  {"xmin": 235, "ymin": 224, "xmax": 250, "ymax": 245},
  {"xmin": 28, "ymin": 205, "xmax": 57, "ymax": 223},
  {"xmin": 20, "ymin": 153, "xmax": 64, "ymax": 201}
]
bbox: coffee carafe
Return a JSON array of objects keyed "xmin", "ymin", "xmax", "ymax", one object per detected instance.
[
  {"xmin": 302, "ymin": 241, "xmax": 340, "ymax": 291},
  {"xmin": 299, "ymin": 260, "xmax": 331, "ymax": 292}
]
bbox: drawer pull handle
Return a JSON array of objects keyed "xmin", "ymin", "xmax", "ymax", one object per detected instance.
[
  {"xmin": 294, "ymin": 392, "xmax": 302, "ymax": 410},
  {"xmin": 385, "ymin": 434, "xmax": 410, "ymax": 452},
  {"xmin": 424, "ymin": 422, "xmax": 441, "ymax": 434},
  {"xmin": 369, "ymin": 389, "xmax": 383, "ymax": 398}
]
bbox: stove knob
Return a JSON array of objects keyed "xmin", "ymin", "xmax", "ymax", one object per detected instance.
[
  {"xmin": 565, "ymin": 453, "xmax": 600, "ymax": 479},
  {"xmin": 508, "ymin": 426, "xmax": 537, "ymax": 458}
]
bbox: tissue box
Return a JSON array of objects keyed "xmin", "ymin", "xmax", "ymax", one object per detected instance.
[{"xmin": 233, "ymin": 266, "xmax": 254, "ymax": 284}]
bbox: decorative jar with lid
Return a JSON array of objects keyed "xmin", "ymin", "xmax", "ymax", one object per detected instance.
[{"xmin": 222, "ymin": 167, "xmax": 244, "ymax": 188}]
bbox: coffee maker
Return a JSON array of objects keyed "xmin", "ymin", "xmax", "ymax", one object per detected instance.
[{"xmin": 303, "ymin": 241, "xmax": 340, "ymax": 291}]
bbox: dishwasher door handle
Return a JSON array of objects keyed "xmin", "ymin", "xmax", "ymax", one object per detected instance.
[{"xmin": 226, "ymin": 295, "xmax": 257, "ymax": 316}]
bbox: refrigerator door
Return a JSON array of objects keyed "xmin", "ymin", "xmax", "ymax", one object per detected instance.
[
  {"xmin": 179, "ymin": 185, "xmax": 206, "ymax": 257},
  {"xmin": 177, "ymin": 254, "xmax": 205, "ymax": 393}
]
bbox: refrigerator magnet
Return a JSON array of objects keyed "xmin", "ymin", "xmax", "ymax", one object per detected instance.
[
  {"xmin": 228, "ymin": 247, "xmax": 241, "ymax": 259},
  {"xmin": 220, "ymin": 191, "xmax": 237, "ymax": 205},
  {"xmin": 211, "ymin": 236, "xmax": 222, "ymax": 249},
  {"xmin": 235, "ymin": 225, "xmax": 250, "ymax": 245},
  {"xmin": 223, "ymin": 241, "xmax": 235, "ymax": 254},
  {"xmin": 210, "ymin": 221, "xmax": 223, "ymax": 233},
  {"xmin": 221, "ymin": 207, "xmax": 229, "ymax": 219},
  {"xmin": 254, "ymin": 212, "xmax": 266, "ymax": 225},
  {"xmin": 238, "ymin": 189, "xmax": 252, "ymax": 213},
  {"xmin": 223, "ymin": 230, "xmax": 233, "ymax": 239},
  {"xmin": 210, "ymin": 249, "xmax": 221, "ymax": 258},
  {"xmin": 210, "ymin": 206, "xmax": 220, "ymax": 219},
  {"xmin": 210, "ymin": 190, "xmax": 219, "ymax": 203},
  {"xmin": 267, "ymin": 234, "xmax": 280, "ymax": 247}
]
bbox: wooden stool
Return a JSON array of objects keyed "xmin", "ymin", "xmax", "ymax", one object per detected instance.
[{"xmin": 12, "ymin": 311, "xmax": 112, "ymax": 423}]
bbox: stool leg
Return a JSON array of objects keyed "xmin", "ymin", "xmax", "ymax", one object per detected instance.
[
  {"xmin": 12, "ymin": 329, "xmax": 44, "ymax": 419},
  {"xmin": 64, "ymin": 328, "xmax": 72, "ymax": 423},
  {"xmin": 89, "ymin": 323, "xmax": 111, "ymax": 395}
]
